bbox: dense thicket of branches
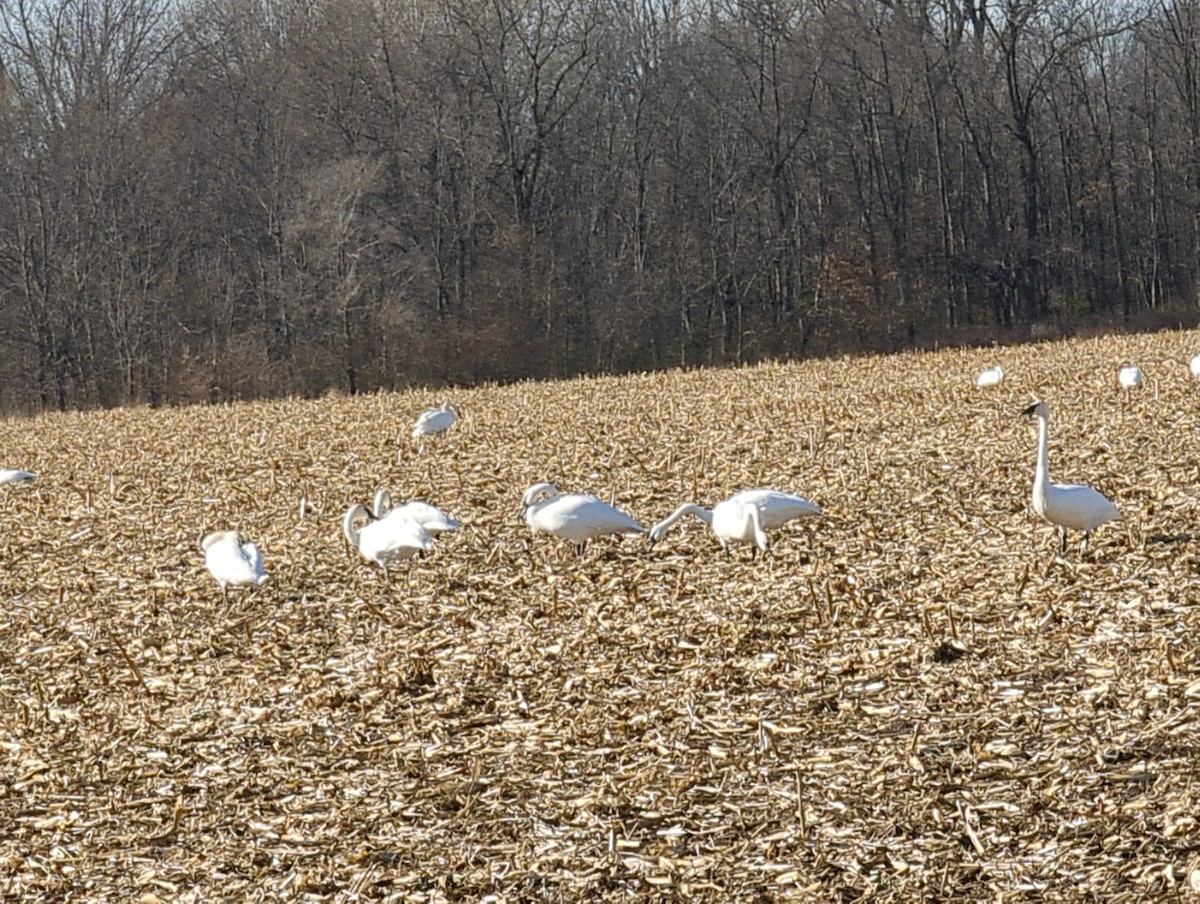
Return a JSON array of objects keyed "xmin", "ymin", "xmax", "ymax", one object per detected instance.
[{"xmin": 1, "ymin": 0, "xmax": 1197, "ymax": 409}]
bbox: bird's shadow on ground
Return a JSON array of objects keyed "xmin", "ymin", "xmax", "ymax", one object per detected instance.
[{"xmin": 1145, "ymin": 532, "xmax": 1191, "ymax": 546}]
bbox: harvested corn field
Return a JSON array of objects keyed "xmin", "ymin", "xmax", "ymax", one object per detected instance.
[{"xmin": 3, "ymin": 330, "xmax": 1200, "ymax": 902}]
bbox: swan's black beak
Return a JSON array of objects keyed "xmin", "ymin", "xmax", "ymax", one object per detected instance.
[{"xmin": 1021, "ymin": 402, "xmax": 1040, "ymax": 417}]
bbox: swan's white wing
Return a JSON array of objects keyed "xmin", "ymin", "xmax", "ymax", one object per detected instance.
[
  {"xmin": 543, "ymin": 496, "xmax": 645, "ymax": 539},
  {"xmin": 360, "ymin": 511, "xmax": 434, "ymax": 563},
  {"xmin": 412, "ymin": 408, "xmax": 457, "ymax": 437},
  {"xmin": 731, "ymin": 489, "xmax": 822, "ymax": 527},
  {"xmin": 1045, "ymin": 482, "xmax": 1120, "ymax": 532},
  {"xmin": 411, "ymin": 408, "xmax": 439, "ymax": 436},
  {"xmin": 394, "ymin": 500, "xmax": 461, "ymax": 533},
  {"xmin": 0, "ymin": 469, "xmax": 35, "ymax": 484}
]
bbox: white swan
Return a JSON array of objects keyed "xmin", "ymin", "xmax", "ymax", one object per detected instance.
[
  {"xmin": 0, "ymin": 469, "xmax": 35, "ymax": 485},
  {"xmin": 201, "ymin": 530, "xmax": 268, "ymax": 600},
  {"xmin": 1189, "ymin": 355, "xmax": 1200, "ymax": 379},
  {"xmin": 343, "ymin": 503, "xmax": 433, "ymax": 582},
  {"xmin": 975, "ymin": 365, "xmax": 1005, "ymax": 388},
  {"xmin": 1022, "ymin": 401, "xmax": 1121, "ymax": 554},
  {"xmin": 521, "ymin": 481, "xmax": 646, "ymax": 555},
  {"xmin": 372, "ymin": 489, "xmax": 461, "ymax": 534},
  {"xmin": 649, "ymin": 489, "xmax": 822, "ymax": 554},
  {"xmin": 1117, "ymin": 365, "xmax": 1143, "ymax": 389},
  {"xmin": 411, "ymin": 401, "xmax": 460, "ymax": 452}
]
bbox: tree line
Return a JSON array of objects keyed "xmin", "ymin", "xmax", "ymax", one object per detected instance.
[{"xmin": 1, "ymin": 0, "xmax": 1197, "ymax": 411}]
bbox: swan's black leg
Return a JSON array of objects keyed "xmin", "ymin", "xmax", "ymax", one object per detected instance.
[{"xmin": 1059, "ymin": 528, "xmax": 1067, "ymax": 555}]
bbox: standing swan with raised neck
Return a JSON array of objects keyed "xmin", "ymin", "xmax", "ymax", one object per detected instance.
[{"xmin": 1021, "ymin": 401, "xmax": 1121, "ymax": 555}]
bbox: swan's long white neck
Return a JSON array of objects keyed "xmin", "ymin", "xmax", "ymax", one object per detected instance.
[
  {"xmin": 523, "ymin": 496, "xmax": 558, "ymax": 528},
  {"xmin": 373, "ymin": 489, "xmax": 392, "ymax": 519},
  {"xmin": 1034, "ymin": 411, "xmax": 1051, "ymax": 491},
  {"xmin": 650, "ymin": 503, "xmax": 712, "ymax": 542},
  {"xmin": 343, "ymin": 506, "xmax": 366, "ymax": 547},
  {"xmin": 738, "ymin": 504, "xmax": 770, "ymax": 550},
  {"xmin": 664, "ymin": 503, "xmax": 713, "ymax": 529}
]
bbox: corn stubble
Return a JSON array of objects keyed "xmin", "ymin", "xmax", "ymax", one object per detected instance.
[{"xmin": 2, "ymin": 331, "xmax": 1199, "ymax": 901}]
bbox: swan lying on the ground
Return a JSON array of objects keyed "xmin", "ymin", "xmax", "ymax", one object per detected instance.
[
  {"xmin": 975, "ymin": 365, "xmax": 1005, "ymax": 388},
  {"xmin": 1117, "ymin": 365, "xmax": 1143, "ymax": 389}
]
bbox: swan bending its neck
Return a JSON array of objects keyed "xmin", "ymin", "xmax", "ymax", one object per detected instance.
[
  {"xmin": 649, "ymin": 503, "xmax": 714, "ymax": 544},
  {"xmin": 649, "ymin": 490, "xmax": 821, "ymax": 555},
  {"xmin": 343, "ymin": 503, "xmax": 434, "ymax": 583}
]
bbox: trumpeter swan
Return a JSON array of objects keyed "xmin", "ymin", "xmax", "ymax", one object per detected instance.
[
  {"xmin": 975, "ymin": 365, "xmax": 1005, "ymax": 388},
  {"xmin": 649, "ymin": 489, "xmax": 822, "ymax": 555},
  {"xmin": 1117, "ymin": 365, "xmax": 1143, "ymax": 389},
  {"xmin": 411, "ymin": 401, "xmax": 461, "ymax": 452},
  {"xmin": 0, "ymin": 469, "xmax": 35, "ymax": 485},
  {"xmin": 1190, "ymin": 355, "xmax": 1200, "ymax": 379},
  {"xmin": 1022, "ymin": 401, "xmax": 1121, "ymax": 555},
  {"xmin": 343, "ymin": 503, "xmax": 433, "ymax": 582},
  {"xmin": 521, "ymin": 481, "xmax": 646, "ymax": 556},
  {"xmin": 201, "ymin": 530, "xmax": 268, "ymax": 600},
  {"xmin": 372, "ymin": 489, "xmax": 461, "ymax": 534}
]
